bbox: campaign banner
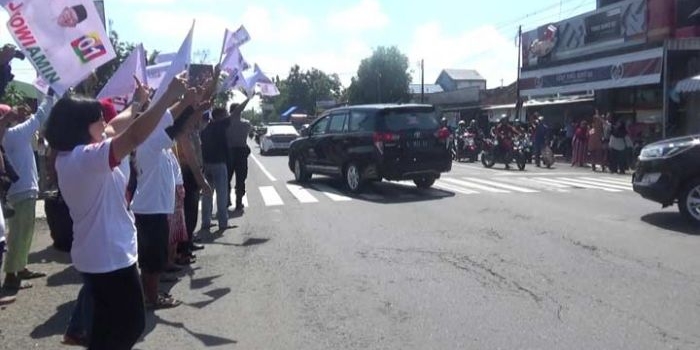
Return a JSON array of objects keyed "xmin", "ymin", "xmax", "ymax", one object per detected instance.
[
  {"xmin": 222, "ymin": 25, "xmax": 250, "ymax": 55},
  {"xmin": 152, "ymin": 21, "xmax": 193, "ymax": 103},
  {"xmin": 3, "ymin": 0, "xmax": 116, "ymax": 95}
]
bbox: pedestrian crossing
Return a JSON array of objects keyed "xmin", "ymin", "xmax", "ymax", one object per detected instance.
[{"xmin": 226, "ymin": 175, "xmax": 635, "ymax": 208}]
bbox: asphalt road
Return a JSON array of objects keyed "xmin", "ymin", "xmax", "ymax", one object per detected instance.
[{"xmin": 1, "ymin": 139, "xmax": 699, "ymax": 350}]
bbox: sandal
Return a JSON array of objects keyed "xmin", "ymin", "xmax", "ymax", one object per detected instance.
[
  {"xmin": 3, "ymin": 277, "xmax": 32, "ymax": 291},
  {"xmin": 175, "ymin": 255, "xmax": 196, "ymax": 265},
  {"xmin": 0, "ymin": 294, "xmax": 16, "ymax": 306},
  {"xmin": 17, "ymin": 269, "xmax": 46, "ymax": 280},
  {"xmin": 146, "ymin": 295, "xmax": 182, "ymax": 310}
]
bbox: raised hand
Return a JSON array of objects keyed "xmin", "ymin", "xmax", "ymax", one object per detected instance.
[{"xmin": 132, "ymin": 76, "xmax": 150, "ymax": 105}]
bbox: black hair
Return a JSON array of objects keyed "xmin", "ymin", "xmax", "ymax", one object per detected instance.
[
  {"xmin": 45, "ymin": 96, "xmax": 102, "ymax": 152},
  {"xmin": 212, "ymin": 107, "xmax": 227, "ymax": 120},
  {"xmin": 228, "ymin": 104, "xmax": 239, "ymax": 114},
  {"xmin": 72, "ymin": 5, "xmax": 88, "ymax": 23}
]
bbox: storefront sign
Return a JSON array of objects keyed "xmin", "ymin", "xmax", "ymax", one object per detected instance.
[
  {"xmin": 522, "ymin": 0, "xmax": 646, "ymax": 68},
  {"xmin": 520, "ymin": 47, "xmax": 663, "ymax": 97},
  {"xmin": 585, "ymin": 9, "xmax": 621, "ymax": 44}
]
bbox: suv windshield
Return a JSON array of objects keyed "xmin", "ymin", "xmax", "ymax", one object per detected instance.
[{"xmin": 383, "ymin": 109, "xmax": 439, "ymax": 131}]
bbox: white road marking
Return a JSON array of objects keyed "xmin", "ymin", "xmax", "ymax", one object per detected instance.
[
  {"xmin": 462, "ymin": 177, "xmax": 539, "ymax": 193},
  {"xmin": 529, "ymin": 178, "xmax": 573, "ymax": 189},
  {"xmin": 286, "ymin": 184, "xmax": 319, "ymax": 203},
  {"xmin": 259, "ymin": 186, "xmax": 284, "ymax": 206},
  {"xmin": 311, "ymin": 184, "xmax": 353, "ymax": 201},
  {"xmin": 442, "ymin": 178, "xmax": 510, "ymax": 193},
  {"xmin": 536, "ymin": 178, "xmax": 621, "ymax": 192},
  {"xmin": 560, "ymin": 178, "xmax": 631, "ymax": 191},
  {"xmin": 580, "ymin": 177, "xmax": 633, "ymax": 187},
  {"xmin": 250, "ymin": 154, "xmax": 277, "ymax": 182},
  {"xmin": 434, "ymin": 180, "xmax": 479, "ymax": 195}
]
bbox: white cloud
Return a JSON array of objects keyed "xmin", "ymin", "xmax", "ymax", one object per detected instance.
[
  {"xmin": 408, "ymin": 22, "xmax": 519, "ymax": 88},
  {"xmin": 327, "ymin": 0, "xmax": 389, "ymax": 32}
]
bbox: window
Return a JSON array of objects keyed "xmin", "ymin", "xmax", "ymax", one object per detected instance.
[
  {"xmin": 328, "ymin": 113, "xmax": 348, "ymax": 133},
  {"xmin": 383, "ymin": 110, "xmax": 439, "ymax": 131},
  {"xmin": 349, "ymin": 111, "xmax": 375, "ymax": 132},
  {"xmin": 311, "ymin": 117, "xmax": 330, "ymax": 135}
]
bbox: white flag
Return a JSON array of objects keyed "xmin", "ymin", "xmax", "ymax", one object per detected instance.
[
  {"xmin": 152, "ymin": 21, "xmax": 194, "ymax": 103},
  {"xmin": 155, "ymin": 52, "xmax": 176, "ymax": 64},
  {"xmin": 221, "ymin": 46, "xmax": 249, "ymax": 76},
  {"xmin": 146, "ymin": 61, "xmax": 170, "ymax": 88},
  {"xmin": 222, "ymin": 25, "xmax": 250, "ymax": 55},
  {"xmin": 219, "ymin": 67, "xmax": 247, "ymax": 93},
  {"xmin": 2, "ymin": 0, "xmax": 117, "ymax": 95},
  {"xmin": 244, "ymin": 64, "xmax": 278, "ymax": 96},
  {"xmin": 257, "ymin": 82, "xmax": 280, "ymax": 96},
  {"xmin": 97, "ymin": 44, "xmax": 147, "ymax": 100},
  {"xmin": 33, "ymin": 76, "xmax": 49, "ymax": 95}
]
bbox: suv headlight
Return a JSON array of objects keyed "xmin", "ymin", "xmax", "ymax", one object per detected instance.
[{"xmin": 639, "ymin": 139, "xmax": 699, "ymax": 160}]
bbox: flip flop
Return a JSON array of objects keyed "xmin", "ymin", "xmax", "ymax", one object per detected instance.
[
  {"xmin": 17, "ymin": 269, "xmax": 46, "ymax": 280},
  {"xmin": 146, "ymin": 295, "xmax": 182, "ymax": 310},
  {"xmin": 4, "ymin": 280, "xmax": 32, "ymax": 291},
  {"xmin": 0, "ymin": 295, "xmax": 16, "ymax": 306}
]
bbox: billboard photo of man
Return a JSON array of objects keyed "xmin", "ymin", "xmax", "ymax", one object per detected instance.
[{"xmin": 57, "ymin": 5, "xmax": 88, "ymax": 28}]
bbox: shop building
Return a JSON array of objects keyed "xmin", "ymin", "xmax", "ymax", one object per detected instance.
[{"xmin": 519, "ymin": 0, "xmax": 700, "ymax": 142}]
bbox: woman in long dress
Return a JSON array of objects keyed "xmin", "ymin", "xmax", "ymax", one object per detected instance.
[{"xmin": 571, "ymin": 121, "xmax": 589, "ymax": 167}]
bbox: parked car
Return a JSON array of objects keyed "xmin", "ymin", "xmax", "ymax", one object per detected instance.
[
  {"xmin": 288, "ymin": 104, "xmax": 452, "ymax": 193},
  {"xmin": 260, "ymin": 124, "xmax": 300, "ymax": 155},
  {"xmin": 633, "ymin": 134, "xmax": 700, "ymax": 224}
]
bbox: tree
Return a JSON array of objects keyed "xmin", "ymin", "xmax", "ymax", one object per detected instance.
[
  {"xmin": 347, "ymin": 46, "xmax": 412, "ymax": 105},
  {"xmin": 262, "ymin": 65, "xmax": 343, "ymax": 120}
]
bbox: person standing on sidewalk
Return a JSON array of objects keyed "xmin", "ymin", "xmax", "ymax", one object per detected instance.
[
  {"xmin": 200, "ymin": 108, "xmax": 232, "ymax": 231},
  {"xmin": 225, "ymin": 98, "xmax": 251, "ymax": 212},
  {"xmin": 2, "ymin": 95, "xmax": 54, "ymax": 291},
  {"xmin": 45, "ymin": 76, "xmax": 187, "ymax": 349},
  {"xmin": 0, "ymin": 110, "xmax": 15, "ymax": 304}
]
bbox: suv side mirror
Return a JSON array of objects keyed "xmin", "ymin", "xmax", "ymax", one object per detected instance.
[{"xmin": 300, "ymin": 127, "xmax": 310, "ymax": 137}]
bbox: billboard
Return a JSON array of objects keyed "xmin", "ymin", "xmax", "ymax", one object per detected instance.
[{"xmin": 522, "ymin": 0, "xmax": 647, "ymax": 68}]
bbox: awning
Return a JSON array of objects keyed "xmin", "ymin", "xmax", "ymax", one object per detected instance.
[
  {"xmin": 482, "ymin": 96, "xmax": 594, "ymax": 110},
  {"xmin": 281, "ymin": 106, "xmax": 298, "ymax": 117},
  {"xmin": 520, "ymin": 47, "xmax": 664, "ymax": 97},
  {"xmin": 675, "ymin": 75, "xmax": 700, "ymax": 93}
]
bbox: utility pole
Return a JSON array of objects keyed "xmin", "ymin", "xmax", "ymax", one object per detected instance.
[
  {"xmin": 420, "ymin": 59, "xmax": 425, "ymax": 104},
  {"xmin": 515, "ymin": 25, "xmax": 523, "ymax": 122},
  {"xmin": 377, "ymin": 72, "xmax": 382, "ymax": 103}
]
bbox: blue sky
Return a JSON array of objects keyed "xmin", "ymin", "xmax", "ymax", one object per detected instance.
[{"xmin": 2, "ymin": 0, "xmax": 596, "ymax": 89}]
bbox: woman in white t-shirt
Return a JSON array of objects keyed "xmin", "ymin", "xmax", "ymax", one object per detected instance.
[{"xmin": 44, "ymin": 77, "xmax": 186, "ymax": 349}]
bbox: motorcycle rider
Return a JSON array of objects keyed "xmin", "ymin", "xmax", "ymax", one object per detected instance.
[
  {"xmin": 467, "ymin": 119, "xmax": 483, "ymax": 139},
  {"xmin": 492, "ymin": 116, "xmax": 521, "ymax": 169}
]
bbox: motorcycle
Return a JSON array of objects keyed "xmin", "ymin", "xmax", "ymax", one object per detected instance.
[
  {"xmin": 481, "ymin": 136, "xmax": 527, "ymax": 171},
  {"xmin": 520, "ymin": 135, "xmax": 534, "ymax": 163},
  {"xmin": 540, "ymin": 140, "xmax": 555, "ymax": 169},
  {"xmin": 453, "ymin": 132, "xmax": 480, "ymax": 162}
]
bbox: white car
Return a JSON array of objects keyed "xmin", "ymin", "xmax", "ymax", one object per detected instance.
[{"xmin": 260, "ymin": 124, "xmax": 300, "ymax": 155}]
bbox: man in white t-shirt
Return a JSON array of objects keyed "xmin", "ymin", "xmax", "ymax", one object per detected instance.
[
  {"xmin": 131, "ymin": 99, "xmax": 197, "ymax": 308},
  {"xmin": 1, "ymin": 96, "xmax": 54, "ymax": 291}
]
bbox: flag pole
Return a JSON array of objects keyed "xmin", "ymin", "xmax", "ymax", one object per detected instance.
[{"xmin": 218, "ymin": 29, "xmax": 227, "ymax": 65}]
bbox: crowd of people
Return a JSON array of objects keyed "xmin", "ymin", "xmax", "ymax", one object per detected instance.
[{"xmin": 0, "ymin": 62, "xmax": 253, "ymax": 349}]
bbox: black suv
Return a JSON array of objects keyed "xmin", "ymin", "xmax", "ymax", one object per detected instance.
[
  {"xmin": 288, "ymin": 104, "xmax": 452, "ymax": 192},
  {"xmin": 633, "ymin": 134, "xmax": 700, "ymax": 224}
]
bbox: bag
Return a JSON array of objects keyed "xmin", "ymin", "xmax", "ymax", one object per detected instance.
[{"xmin": 44, "ymin": 191, "xmax": 74, "ymax": 253}]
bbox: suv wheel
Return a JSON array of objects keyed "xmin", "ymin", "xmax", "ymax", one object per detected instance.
[
  {"xmin": 344, "ymin": 162, "xmax": 363, "ymax": 193},
  {"xmin": 414, "ymin": 176, "xmax": 436, "ymax": 189},
  {"xmin": 679, "ymin": 179, "xmax": 700, "ymax": 224},
  {"xmin": 294, "ymin": 157, "xmax": 312, "ymax": 183}
]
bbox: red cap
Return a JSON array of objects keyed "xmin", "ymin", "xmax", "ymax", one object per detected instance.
[{"xmin": 99, "ymin": 99, "xmax": 117, "ymax": 123}]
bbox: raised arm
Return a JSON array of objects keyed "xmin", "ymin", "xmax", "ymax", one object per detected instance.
[{"xmin": 111, "ymin": 76, "xmax": 187, "ymax": 161}]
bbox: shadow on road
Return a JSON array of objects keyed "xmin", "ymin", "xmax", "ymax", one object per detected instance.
[
  {"xmin": 46, "ymin": 266, "xmax": 82, "ymax": 287},
  {"xmin": 641, "ymin": 212, "xmax": 699, "ymax": 235},
  {"xmin": 30, "ymin": 300, "xmax": 72, "ymax": 340},
  {"xmin": 138, "ymin": 312, "xmax": 237, "ymax": 349},
  {"xmin": 28, "ymin": 245, "xmax": 71, "ymax": 265}
]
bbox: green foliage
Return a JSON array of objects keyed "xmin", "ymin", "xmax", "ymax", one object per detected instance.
[
  {"xmin": 262, "ymin": 65, "xmax": 343, "ymax": 119},
  {"xmin": 347, "ymin": 46, "xmax": 412, "ymax": 105},
  {"xmin": 0, "ymin": 84, "xmax": 28, "ymax": 107}
]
